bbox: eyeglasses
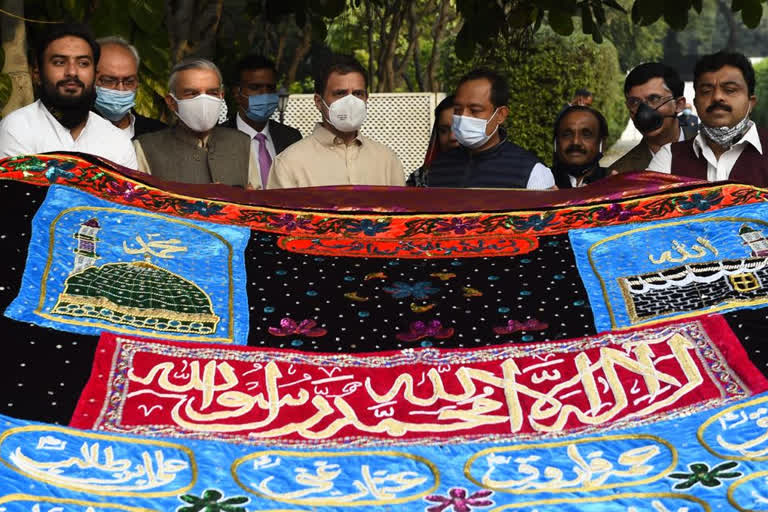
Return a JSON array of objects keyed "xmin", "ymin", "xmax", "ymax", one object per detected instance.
[
  {"xmin": 97, "ymin": 76, "xmax": 138, "ymax": 89},
  {"xmin": 626, "ymin": 94, "xmax": 675, "ymax": 111}
]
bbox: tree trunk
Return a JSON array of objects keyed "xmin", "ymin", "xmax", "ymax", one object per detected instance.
[
  {"xmin": 286, "ymin": 22, "xmax": 312, "ymax": 85},
  {"xmin": 427, "ymin": 0, "xmax": 452, "ymax": 92},
  {"xmin": 1, "ymin": 0, "xmax": 34, "ymax": 116}
]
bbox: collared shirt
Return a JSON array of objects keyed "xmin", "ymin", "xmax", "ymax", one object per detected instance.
[
  {"xmin": 133, "ymin": 125, "xmax": 261, "ymax": 189},
  {"xmin": 648, "ymin": 123, "xmax": 762, "ymax": 181},
  {"xmin": 120, "ymin": 112, "xmax": 136, "ymax": 139},
  {"xmin": 236, "ymin": 113, "xmax": 276, "ymax": 189},
  {"xmin": 0, "ymin": 99, "xmax": 137, "ymax": 169},
  {"xmin": 267, "ymin": 123, "xmax": 405, "ymax": 189},
  {"xmin": 644, "ymin": 127, "xmax": 687, "ymax": 159}
]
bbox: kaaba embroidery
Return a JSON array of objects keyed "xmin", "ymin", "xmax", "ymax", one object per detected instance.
[
  {"xmin": 569, "ymin": 203, "xmax": 768, "ymax": 331},
  {"xmin": 5, "ymin": 186, "xmax": 250, "ymax": 343}
]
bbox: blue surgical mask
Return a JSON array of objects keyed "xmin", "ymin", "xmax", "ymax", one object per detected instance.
[
  {"xmin": 94, "ymin": 86, "xmax": 136, "ymax": 122},
  {"xmin": 244, "ymin": 93, "xmax": 279, "ymax": 122}
]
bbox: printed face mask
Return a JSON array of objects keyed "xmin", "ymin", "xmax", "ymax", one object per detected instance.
[
  {"xmin": 700, "ymin": 106, "xmax": 753, "ymax": 148},
  {"xmin": 244, "ymin": 92, "xmax": 279, "ymax": 122},
  {"xmin": 94, "ymin": 86, "xmax": 136, "ymax": 122},
  {"xmin": 322, "ymin": 94, "xmax": 367, "ymax": 132},
  {"xmin": 452, "ymin": 108, "xmax": 499, "ymax": 149},
  {"xmin": 171, "ymin": 94, "xmax": 224, "ymax": 133}
]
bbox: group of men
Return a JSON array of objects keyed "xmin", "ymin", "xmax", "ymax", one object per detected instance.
[{"xmin": 0, "ymin": 23, "xmax": 766, "ymax": 190}]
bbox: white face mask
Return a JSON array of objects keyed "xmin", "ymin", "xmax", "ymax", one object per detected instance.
[
  {"xmin": 170, "ymin": 93, "xmax": 224, "ymax": 133},
  {"xmin": 452, "ymin": 108, "xmax": 499, "ymax": 149},
  {"xmin": 322, "ymin": 94, "xmax": 367, "ymax": 132}
]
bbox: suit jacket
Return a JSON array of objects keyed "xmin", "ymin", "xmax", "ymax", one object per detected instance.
[
  {"xmin": 226, "ymin": 115, "xmax": 302, "ymax": 154},
  {"xmin": 133, "ymin": 111, "xmax": 166, "ymax": 139},
  {"xmin": 611, "ymin": 124, "xmax": 698, "ymax": 174}
]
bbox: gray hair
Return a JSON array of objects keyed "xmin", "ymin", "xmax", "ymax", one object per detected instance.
[
  {"xmin": 168, "ymin": 58, "xmax": 223, "ymax": 96},
  {"xmin": 95, "ymin": 36, "xmax": 140, "ymax": 68}
]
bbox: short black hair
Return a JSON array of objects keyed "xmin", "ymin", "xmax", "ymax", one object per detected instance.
[
  {"xmin": 235, "ymin": 54, "xmax": 278, "ymax": 83},
  {"xmin": 314, "ymin": 54, "xmax": 368, "ymax": 95},
  {"xmin": 35, "ymin": 23, "xmax": 99, "ymax": 70},
  {"xmin": 574, "ymin": 88, "xmax": 592, "ymax": 98},
  {"xmin": 554, "ymin": 105, "xmax": 609, "ymax": 140},
  {"xmin": 456, "ymin": 68, "xmax": 509, "ymax": 109},
  {"xmin": 624, "ymin": 62, "xmax": 684, "ymax": 98},
  {"xmin": 694, "ymin": 50, "xmax": 755, "ymax": 95}
]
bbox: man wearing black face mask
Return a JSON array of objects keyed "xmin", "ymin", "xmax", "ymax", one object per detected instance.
[
  {"xmin": 611, "ymin": 63, "xmax": 695, "ymax": 174},
  {"xmin": 648, "ymin": 51, "xmax": 768, "ymax": 187},
  {"xmin": 0, "ymin": 24, "xmax": 137, "ymax": 168},
  {"xmin": 553, "ymin": 106, "xmax": 609, "ymax": 188}
]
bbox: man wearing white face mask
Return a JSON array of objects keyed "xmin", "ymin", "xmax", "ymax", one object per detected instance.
[
  {"xmin": 267, "ymin": 54, "xmax": 404, "ymax": 189},
  {"xmin": 134, "ymin": 58, "xmax": 256, "ymax": 188},
  {"xmin": 427, "ymin": 69, "xmax": 555, "ymax": 189},
  {"xmin": 93, "ymin": 36, "xmax": 165, "ymax": 140}
]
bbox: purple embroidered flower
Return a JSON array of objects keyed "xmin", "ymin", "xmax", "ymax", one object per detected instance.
[
  {"xmin": 177, "ymin": 201, "xmax": 225, "ymax": 217},
  {"xmin": 425, "ymin": 488, "xmax": 493, "ymax": 512},
  {"xmin": 269, "ymin": 213, "xmax": 313, "ymax": 232},
  {"xmin": 106, "ymin": 180, "xmax": 149, "ymax": 201},
  {"xmin": 346, "ymin": 219, "xmax": 390, "ymax": 236},
  {"xmin": 435, "ymin": 217, "xmax": 482, "ymax": 235},
  {"xmin": 493, "ymin": 318, "xmax": 548, "ymax": 335},
  {"xmin": 268, "ymin": 318, "xmax": 327, "ymax": 337},
  {"xmin": 396, "ymin": 320, "xmax": 454, "ymax": 342},
  {"xmin": 595, "ymin": 203, "xmax": 641, "ymax": 222},
  {"xmin": 44, "ymin": 159, "xmax": 76, "ymax": 182},
  {"xmin": 383, "ymin": 281, "xmax": 439, "ymax": 299},
  {"xmin": 677, "ymin": 192, "xmax": 724, "ymax": 212}
]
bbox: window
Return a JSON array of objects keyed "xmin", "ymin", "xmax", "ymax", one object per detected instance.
[{"xmin": 729, "ymin": 273, "xmax": 760, "ymax": 292}]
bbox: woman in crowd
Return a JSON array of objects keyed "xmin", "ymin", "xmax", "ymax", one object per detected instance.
[{"xmin": 406, "ymin": 95, "xmax": 458, "ymax": 186}]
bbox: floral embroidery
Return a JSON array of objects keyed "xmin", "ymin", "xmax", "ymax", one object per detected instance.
[
  {"xmin": 44, "ymin": 159, "xmax": 77, "ymax": 182},
  {"xmin": 493, "ymin": 318, "xmax": 549, "ymax": 335},
  {"xmin": 268, "ymin": 318, "xmax": 327, "ymax": 337},
  {"xmin": 667, "ymin": 461, "xmax": 742, "ymax": 489},
  {"xmin": 106, "ymin": 180, "xmax": 149, "ymax": 201},
  {"xmin": 383, "ymin": 281, "xmax": 440, "ymax": 300},
  {"xmin": 268, "ymin": 213, "xmax": 313, "ymax": 232},
  {"xmin": 595, "ymin": 203, "xmax": 642, "ymax": 221},
  {"xmin": 176, "ymin": 201, "xmax": 225, "ymax": 217},
  {"xmin": 424, "ymin": 488, "xmax": 493, "ymax": 512},
  {"xmin": 345, "ymin": 218, "xmax": 391, "ymax": 236},
  {"xmin": 436, "ymin": 217, "xmax": 482, "ymax": 235},
  {"xmin": 510, "ymin": 213, "xmax": 558, "ymax": 231},
  {"xmin": 676, "ymin": 192, "xmax": 724, "ymax": 212},
  {"xmin": 396, "ymin": 320, "xmax": 454, "ymax": 342},
  {"xmin": 177, "ymin": 489, "xmax": 249, "ymax": 512}
]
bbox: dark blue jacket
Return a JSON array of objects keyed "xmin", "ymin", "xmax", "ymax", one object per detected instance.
[{"xmin": 427, "ymin": 137, "xmax": 541, "ymax": 188}]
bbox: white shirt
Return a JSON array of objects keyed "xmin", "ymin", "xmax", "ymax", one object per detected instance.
[
  {"xmin": 0, "ymin": 100, "xmax": 137, "ymax": 169},
  {"xmin": 236, "ymin": 113, "xmax": 276, "ymax": 189},
  {"xmin": 526, "ymin": 162, "xmax": 556, "ymax": 189},
  {"xmin": 648, "ymin": 123, "xmax": 761, "ymax": 182},
  {"xmin": 121, "ymin": 112, "xmax": 136, "ymax": 139}
]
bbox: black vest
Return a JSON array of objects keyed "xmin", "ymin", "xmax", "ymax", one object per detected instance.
[{"xmin": 427, "ymin": 140, "xmax": 541, "ymax": 188}]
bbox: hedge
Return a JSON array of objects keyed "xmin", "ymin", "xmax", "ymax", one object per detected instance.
[{"xmin": 753, "ymin": 58, "xmax": 768, "ymax": 130}]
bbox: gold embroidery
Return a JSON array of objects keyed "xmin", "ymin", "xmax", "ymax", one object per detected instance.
[{"xmin": 488, "ymin": 492, "xmax": 710, "ymax": 511}]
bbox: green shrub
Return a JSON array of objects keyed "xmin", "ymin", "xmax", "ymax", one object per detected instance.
[
  {"xmin": 442, "ymin": 32, "xmax": 628, "ymax": 166},
  {"xmin": 753, "ymin": 59, "xmax": 768, "ymax": 130}
]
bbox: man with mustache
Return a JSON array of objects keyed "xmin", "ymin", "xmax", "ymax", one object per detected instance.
[
  {"xmin": 648, "ymin": 51, "xmax": 766, "ymax": 186},
  {"xmin": 0, "ymin": 24, "xmax": 137, "ymax": 169},
  {"xmin": 612, "ymin": 63, "xmax": 695, "ymax": 174},
  {"xmin": 552, "ymin": 106, "xmax": 609, "ymax": 188}
]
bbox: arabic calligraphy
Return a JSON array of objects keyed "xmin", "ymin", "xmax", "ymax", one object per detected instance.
[
  {"xmin": 698, "ymin": 395, "xmax": 768, "ymax": 460},
  {"xmin": 232, "ymin": 450, "xmax": 437, "ymax": 506},
  {"xmin": 122, "ymin": 234, "xmax": 187, "ymax": 260},
  {"xmin": 0, "ymin": 427, "xmax": 194, "ymax": 496},
  {"xmin": 465, "ymin": 435, "xmax": 674, "ymax": 493},
  {"xmin": 649, "ymin": 237, "xmax": 718, "ymax": 265}
]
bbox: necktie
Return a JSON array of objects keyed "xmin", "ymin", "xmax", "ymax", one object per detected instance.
[{"xmin": 254, "ymin": 133, "xmax": 272, "ymax": 188}]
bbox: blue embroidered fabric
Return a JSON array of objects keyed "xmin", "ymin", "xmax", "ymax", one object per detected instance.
[
  {"xmin": 5, "ymin": 186, "xmax": 250, "ymax": 344},
  {"xmin": 1, "ymin": 392, "xmax": 768, "ymax": 510},
  {"xmin": 569, "ymin": 202, "xmax": 768, "ymax": 331}
]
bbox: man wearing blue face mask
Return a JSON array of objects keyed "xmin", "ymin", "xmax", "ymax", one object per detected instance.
[
  {"xmin": 93, "ymin": 36, "xmax": 165, "ymax": 139},
  {"xmin": 427, "ymin": 69, "xmax": 555, "ymax": 189},
  {"xmin": 227, "ymin": 55, "xmax": 301, "ymax": 190}
]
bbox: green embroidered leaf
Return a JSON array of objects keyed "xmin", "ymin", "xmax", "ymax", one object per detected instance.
[{"xmin": 673, "ymin": 480, "xmax": 696, "ymax": 490}]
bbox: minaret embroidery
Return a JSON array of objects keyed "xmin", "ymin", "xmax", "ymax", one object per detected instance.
[
  {"xmin": 739, "ymin": 224, "xmax": 768, "ymax": 257},
  {"xmin": 72, "ymin": 218, "xmax": 101, "ymax": 273}
]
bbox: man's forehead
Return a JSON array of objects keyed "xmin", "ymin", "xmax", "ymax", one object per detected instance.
[
  {"xmin": 326, "ymin": 71, "xmax": 366, "ymax": 90},
  {"xmin": 559, "ymin": 111, "xmax": 599, "ymax": 131},
  {"xmin": 696, "ymin": 65, "xmax": 747, "ymax": 86},
  {"xmin": 627, "ymin": 76, "xmax": 669, "ymax": 97},
  {"xmin": 45, "ymin": 35, "xmax": 93, "ymax": 58},
  {"xmin": 98, "ymin": 45, "xmax": 138, "ymax": 72},
  {"xmin": 241, "ymin": 68, "xmax": 276, "ymax": 83},
  {"xmin": 178, "ymin": 68, "xmax": 221, "ymax": 86},
  {"xmin": 455, "ymin": 78, "xmax": 492, "ymax": 103}
]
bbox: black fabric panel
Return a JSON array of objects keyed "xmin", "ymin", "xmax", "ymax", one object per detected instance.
[{"xmin": 725, "ymin": 308, "xmax": 768, "ymax": 379}]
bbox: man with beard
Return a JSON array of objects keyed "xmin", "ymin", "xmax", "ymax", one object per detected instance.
[
  {"xmin": 611, "ymin": 63, "xmax": 695, "ymax": 174},
  {"xmin": 0, "ymin": 24, "xmax": 137, "ymax": 169},
  {"xmin": 552, "ymin": 106, "xmax": 609, "ymax": 188},
  {"xmin": 648, "ymin": 51, "xmax": 767, "ymax": 186}
]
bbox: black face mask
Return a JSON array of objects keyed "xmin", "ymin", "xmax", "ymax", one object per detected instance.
[{"xmin": 633, "ymin": 100, "xmax": 677, "ymax": 134}]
